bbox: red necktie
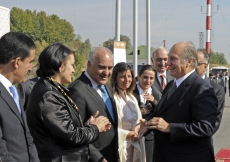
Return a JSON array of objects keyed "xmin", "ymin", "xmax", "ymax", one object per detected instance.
[{"xmin": 160, "ymin": 74, "xmax": 166, "ymax": 89}]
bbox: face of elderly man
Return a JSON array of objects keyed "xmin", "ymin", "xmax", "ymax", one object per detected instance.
[
  {"xmin": 167, "ymin": 42, "xmax": 195, "ymax": 79},
  {"xmin": 151, "ymin": 48, "xmax": 168, "ymax": 73},
  {"xmin": 87, "ymin": 48, "xmax": 114, "ymax": 85}
]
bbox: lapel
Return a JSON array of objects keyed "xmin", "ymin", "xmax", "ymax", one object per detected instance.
[
  {"xmin": 79, "ymin": 73, "xmax": 117, "ymax": 125},
  {"xmin": 105, "ymin": 84, "xmax": 118, "ymax": 126},
  {"xmin": 156, "ymin": 71, "xmax": 195, "ymax": 115},
  {"xmin": 133, "ymin": 85, "xmax": 141, "ymax": 107},
  {"xmin": 0, "ymin": 83, "xmax": 24, "ymax": 125},
  {"xmin": 153, "ymin": 74, "xmax": 163, "ymax": 93}
]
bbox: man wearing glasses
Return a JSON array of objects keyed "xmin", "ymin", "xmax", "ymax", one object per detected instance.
[{"xmin": 196, "ymin": 49, "xmax": 225, "ymax": 133}]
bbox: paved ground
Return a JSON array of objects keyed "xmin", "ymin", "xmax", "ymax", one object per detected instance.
[{"xmin": 213, "ymin": 85, "xmax": 230, "ymax": 155}]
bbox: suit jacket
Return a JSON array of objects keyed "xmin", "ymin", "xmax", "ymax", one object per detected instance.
[
  {"xmin": 205, "ymin": 77, "xmax": 225, "ymax": 133},
  {"xmin": 0, "ymin": 82, "xmax": 39, "ymax": 162},
  {"xmin": 17, "ymin": 77, "xmax": 39, "ymax": 110},
  {"xmin": 151, "ymin": 71, "xmax": 174, "ymax": 101},
  {"xmin": 133, "ymin": 85, "xmax": 159, "ymax": 162},
  {"xmin": 68, "ymin": 72, "xmax": 119, "ymax": 162},
  {"xmin": 147, "ymin": 71, "xmax": 218, "ymax": 162},
  {"xmin": 214, "ymin": 77, "xmax": 222, "ymax": 85},
  {"xmin": 26, "ymin": 78, "xmax": 100, "ymax": 162}
]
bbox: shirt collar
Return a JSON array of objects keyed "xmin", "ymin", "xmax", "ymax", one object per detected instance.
[
  {"xmin": 0, "ymin": 74, "xmax": 13, "ymax": 91},
  {"xmin": 136, "ymin": 81, "xmax": 152, "ymax": 95},
  {"xmin": 157, "ymin": 71, "xmax": 167, "ymax": 77},
  {"xmin": 84, "ymin": 71, "xmax": 99, "ymax": 89},
  {"xmin": 174, "ymin": 69, "xmax": 195, "ymax": 88}
]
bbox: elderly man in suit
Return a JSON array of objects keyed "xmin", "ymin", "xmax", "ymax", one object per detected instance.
[
  {"xmin": 17, "ymin": 77, "xmax": 39, "ymax": 110},
  {"xmin": 0, "ymin": 32, "xmax": 39, "ymax": 161},
  {"xmin": 196, "ymin": 49, "xmax": 225, "ymax": 133},
  {"xmin": 151, "ymin": 47, "xmax": 174, "ymax": 101},
  {"xmin": 140, "ymin": 41, "xmax": 218, "ymax": 162},
  {"xmin": 68, "ymin": 47, "xmax": 119, "ymax": 162}
]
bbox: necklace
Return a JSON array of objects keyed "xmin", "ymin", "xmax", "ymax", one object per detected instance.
[{"xmin": 47, "ymin": 77, "xmax": 79, "ymax": 112}]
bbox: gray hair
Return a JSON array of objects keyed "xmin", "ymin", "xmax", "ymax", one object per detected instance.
[
  {"xmin": 181, "ymin": 41, "xmax": 198, "ymax": 68},
  {"xmin": 197, "ymin": 49, "xmax": 209, "ymax": 64},
  {"xmin": 88, "ymin": 46, "xmax": 113, "ymax": 63},
  {"xmin": 151, "ymin": 46, "xmax": 168, "ymax": 59}
]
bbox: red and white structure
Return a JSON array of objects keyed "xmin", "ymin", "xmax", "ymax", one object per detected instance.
[
  {"xmin": 206, "ymin": 0, "xmax": 211, "ymax": 54},
  {"xmin": 0, "ymin": 6, "xmax": 10, "ymax": 38}
]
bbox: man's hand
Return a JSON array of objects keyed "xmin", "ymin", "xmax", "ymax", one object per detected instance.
[
  {"xmin": 87, "ymin": 111, "xmax": 111, "ymax": 132},
  {"xmin": 146, "ymin": 117, "xmax": 170, "ymax": 133}
]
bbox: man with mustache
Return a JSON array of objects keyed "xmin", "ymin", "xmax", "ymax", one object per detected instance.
[
  {"xmin": 151, "ymin": 47, "xmax": 174, "ymax": 101},
  {"xmin": 69, "ymin": 47, "xmax": 119, "ymax": 162}
]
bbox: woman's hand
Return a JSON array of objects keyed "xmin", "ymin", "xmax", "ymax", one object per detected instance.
[
  {"xmin": 126, "ymin": 130, "xmax": 138, "ymax": 141},
  {"xmin": 143, "ymin": 93, "xmax": 155, "ymax": 102}
]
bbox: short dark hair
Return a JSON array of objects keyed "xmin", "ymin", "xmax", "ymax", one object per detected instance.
[
  {"xmin": 138, "ymin": 65, "xmax": 156, "ymax": 76},
  {"xmin": 209, "ymin": 73, "xmax": 213, "ymax": 77},
  {"xmin": 0, "ymin": 32, "xmax": 35, "ymax": 64},
  {"xmin": 110, "ymin": 62, "xmax": 136, "ymax": 95},
  {"xmin": 36, "ymin": 42, "xmax": 74, "ymax": 77}
]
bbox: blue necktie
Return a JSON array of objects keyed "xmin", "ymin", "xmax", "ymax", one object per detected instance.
[
  {"xmin": 98, "ymin": 85, "xmax": 115, "ymax": 121},
  {"xmin": 9, "ymin": 85, "xmax": 21, "ymax": 114}
]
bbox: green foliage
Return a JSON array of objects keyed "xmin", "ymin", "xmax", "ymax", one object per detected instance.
[
  {"xmin": 10, "ymin": 7, "xmax": 76, "ymax": 44},
  {"xmin": 73, "ymin": 38, "xmax": 92, "ymax": 79},
  {"xmin": 10, "ymin": 7, "xmax": 91, "ymax": 80},
  {"xmin": 209, "ymin": 51, "xmax": 228, "ymax": 65},
  {"xmin": 103, "ymin": 34, "xmax": 132, "ymax": 52}
]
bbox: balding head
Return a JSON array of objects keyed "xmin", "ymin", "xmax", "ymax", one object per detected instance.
[
  {"xmin": 167, "ymin": 41, "xmax": 197, "ymax": 79},
  {"xmin": 151, "ymin": 47, "xmax": 168, "ymax": 73}
]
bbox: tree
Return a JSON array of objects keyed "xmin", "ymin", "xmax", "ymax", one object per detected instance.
[
  {"xmin": 103, "ymin": 34, "xmax": 132, "ymax": 52},
  {"xmin": 209, "ymin": 51, "xmax": 228, "ymax": 65}
]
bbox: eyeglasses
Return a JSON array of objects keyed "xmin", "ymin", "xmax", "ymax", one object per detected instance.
[{"xmin": 198, "ymin": 62, "xmax": 207, "ymax": 66}]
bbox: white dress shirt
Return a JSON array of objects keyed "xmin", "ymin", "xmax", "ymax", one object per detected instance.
[
  {"xmin": 136, "ymin": 82, "xmax": 152, "ymax": 107},
  {"xmin": 84, "ymin": 71, "xmax": 103, "ymax": 97},
  {"xmin": 0, "ymin": 74, "xmax": 14, "ymax": 97},
  {"xmin": 157, "ymin": 71, "xmax": 167, "ymax": 86}
]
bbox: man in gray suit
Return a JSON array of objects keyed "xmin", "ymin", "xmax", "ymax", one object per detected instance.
[
  {"xmin": 0, "ymin": 32, "xmax": 39, "ymax": 161},
  {"xmin": 151, "ymin": 47, "xmax": 174, "ymax": 101}
]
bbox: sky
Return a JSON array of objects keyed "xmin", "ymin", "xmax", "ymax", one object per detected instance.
[{"xmin": 1, "ymin": 0, "xmax": 230, "ymax": 63}]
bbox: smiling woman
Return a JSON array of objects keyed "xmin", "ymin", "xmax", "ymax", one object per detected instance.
[
  {"xmin": 26, "ymin": 42, "xmax": 111, "ymax": 162},
  {"xmin": 110, "ymin": 62, "xmax": 146, "ymax": 162}
]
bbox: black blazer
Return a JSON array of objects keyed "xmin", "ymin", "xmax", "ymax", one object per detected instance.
[
  {"xmin": 147, "ymin": 71, "xmax": 218, "ymax": 162},
  {"xmin": 151, "ymin": 71, "xmax": 174, "ymax": 101},
  {"xmin": 0, "ymin": 82, "xmax": 39, "ymax": 162},
  {"xmin": 205, "ymin": 77, "xmax": 225, "ymax": 133},
  {"xmin": 26, "ymin": 78, "xmax": 100, "ymax": 162},
  {"xmin": 17, "ymin": 77, "xmax": 39, "ymax": 110},
  {"xmin": 68, "ymin": 72, "xmax": 119, "ymax": 162}
]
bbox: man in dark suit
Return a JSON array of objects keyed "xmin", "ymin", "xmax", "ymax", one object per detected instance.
[
  {"xmin": 68, "ymin": 47, "xmax": 119, "ymax": 162},
  {"xmin": 196, "ymin": 49, "xmax": 225, "ymax": 133},
  {"xmin": 221, "ymin": 71, "xmax": 227, "ymax": 93},
  {"xmin": 17, "ymin": 77, "xmax": 39, "ymax": 110},
  {"xmin": 143, "ymin": 41, "xmax": 218, "ymax": 162},
  {"xmin": 151, "ymin": 47, "xmax": 174, "ymax": 101},
  {"xmin": 0, "ymin": 32, "xmax": 39, "ymax": 161}
]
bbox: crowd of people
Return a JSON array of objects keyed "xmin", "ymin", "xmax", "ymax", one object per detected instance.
[{"xmin": 0, "ymin": 32, "xmax": 226, "ymax": 162}]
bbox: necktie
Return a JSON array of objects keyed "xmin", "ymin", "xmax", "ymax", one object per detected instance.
[
  {"xmin": 167, "ymin": 81, "xmax": 177, "ymax": 100},
  {"xmin": 223, "ymin": 77, "xmax": 226, "ymax": 87},
  {"xmin": 9, "ymin": 85, "xmax": 21, "ymax": 114},
  {"xmin": 98, "ymin": 85, "xmax": 115, "ymax": 121},
  {"xmin": 160, "ymin": 74, "xmax": 166, "ymax": 89}
]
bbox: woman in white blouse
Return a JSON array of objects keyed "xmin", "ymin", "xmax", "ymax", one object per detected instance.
[{"xmin": 110, "ymin": 62, "xmax": 145, "ymax": 162}]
